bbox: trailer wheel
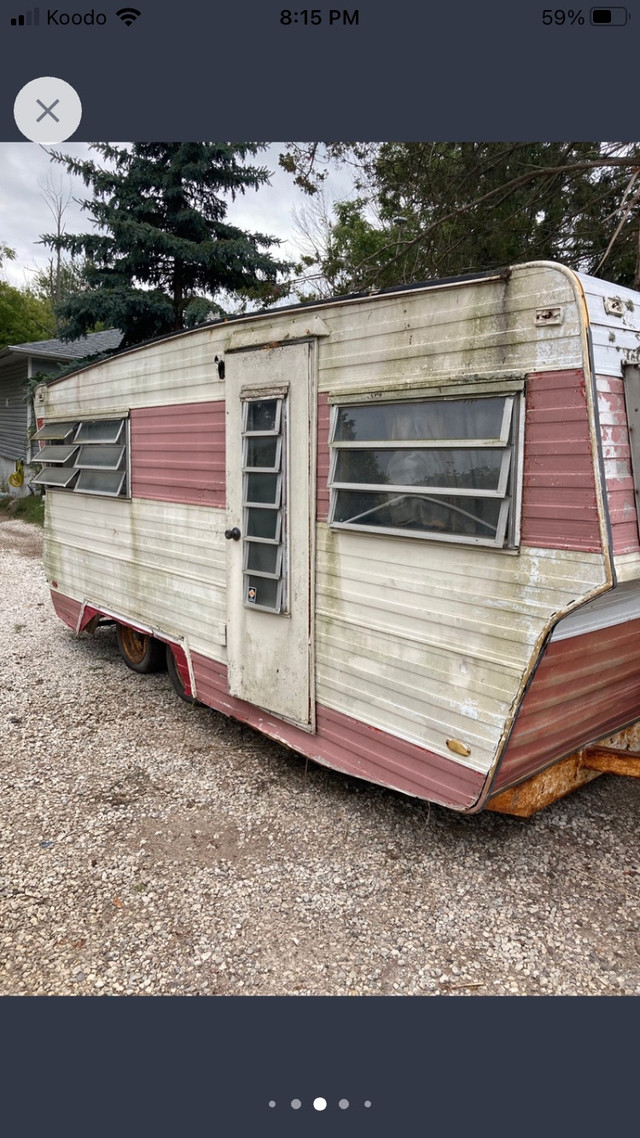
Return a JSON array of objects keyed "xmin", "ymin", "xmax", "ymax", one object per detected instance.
[
  {"xmin": 166, "ymin": 644, "xmax": 198, "ymax": 704},
  {"xmin": 116, "ymin": 624, "xmax": 166, "ymax": 674}
]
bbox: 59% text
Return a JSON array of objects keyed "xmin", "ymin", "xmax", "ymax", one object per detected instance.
[{"xmin": 542, "ymin": 8, "xmax": 585, "ymax": 22}]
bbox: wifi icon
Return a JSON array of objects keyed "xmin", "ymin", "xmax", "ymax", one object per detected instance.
[{"xmin": 116, "ymin": 6, "xmax": 141, "ymax": 25}]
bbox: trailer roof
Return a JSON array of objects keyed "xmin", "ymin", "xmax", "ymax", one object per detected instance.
[
  {"xmin": 42, "ymin": 266, "xmax": 509, "ymax": 385},
  {"xmin": 45, "ymin": 260, "xmax": 640, "ymax": 389}
]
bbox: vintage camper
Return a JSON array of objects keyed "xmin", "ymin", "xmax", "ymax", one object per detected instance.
[{"xmin": 32, "ymin": 261, "xmax": 640, "ymax": 815}]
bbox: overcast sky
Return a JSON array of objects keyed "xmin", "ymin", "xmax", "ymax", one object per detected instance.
[{"xmin": 0, "ymin": 142, "xmax": 352, "ymax": 290}]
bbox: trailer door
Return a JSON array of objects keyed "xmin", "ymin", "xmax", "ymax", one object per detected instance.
[{"xmin": 225, "ymin": 341, "xmax": 315, "ymax": 729}]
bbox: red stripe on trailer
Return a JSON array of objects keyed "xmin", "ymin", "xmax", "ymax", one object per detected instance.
[
  {"xmin": 130, "ymin": 401, "xmax": 225, "ymax": 507},
  {"xmin": 190, "ymin": 651, "xmax": 484, "ymax": 809},
  {"xmin": 50, "ymin": 589, "xmax": 82, "ymax": 630},
  {"xmin": 493, "ymin": 616, "xmax": 640, "ymax": 792},
  {"xmin": 520, "ymin": 369, "xmax": 601, "ymax": 552}
]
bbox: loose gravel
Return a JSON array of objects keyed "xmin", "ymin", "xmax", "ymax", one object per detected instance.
[{"xmin": 1, "ymin": 514, "xmax": 640, "ymax": 996}]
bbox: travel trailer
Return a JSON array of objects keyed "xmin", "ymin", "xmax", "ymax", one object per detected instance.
[{"xmin": 32, "ymin": 262, "xmax": 640, "ymax": 814}]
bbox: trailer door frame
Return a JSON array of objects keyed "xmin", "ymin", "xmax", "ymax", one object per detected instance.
[{"xmin": 225, "ymin": 340, "xmax": 316, "ymax": 731}]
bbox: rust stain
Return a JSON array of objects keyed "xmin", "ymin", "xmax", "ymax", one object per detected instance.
[
  {"xmin": 486, "ymin": 754, "xmax": 601, "ymax": 817},
  {"xmin": 488, "ymin": 720, "xmax": 640, "ymax": 815},
  {"xmin": 581, "ymin": 746, "xmax": 640, "ymax": 779},
  {"xmin": 598, "ymin": 722, "xmax": 640, "ymax": 751}
]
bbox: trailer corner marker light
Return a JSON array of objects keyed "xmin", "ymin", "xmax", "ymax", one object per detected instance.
[
  {"xmin": 590, "ymin": 7, "xmax": 628, "ymax": 24},
  {"xmin": 446, "ymin": 738, "xmax": 471, "ymax": 757}
]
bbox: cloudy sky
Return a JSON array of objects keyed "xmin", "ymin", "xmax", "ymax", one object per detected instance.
[{"xmin": 0, "ymin": 142, "xmax": 352, "ymax": 290}]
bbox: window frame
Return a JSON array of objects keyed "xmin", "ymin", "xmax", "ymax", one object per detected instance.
[
  {"xmin": 31, "ymin": 415, "xmax": 130, "ymax": 500},
  {"xmin": 240, "ymin": 392, "xmax": 288, "ymax": 614},
  {"xmin": 328, "ymin": 388, "xmax": 523, "ymax": 550}
]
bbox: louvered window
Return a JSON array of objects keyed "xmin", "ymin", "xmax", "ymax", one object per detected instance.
[
  {"xmin": 241, "ymin": 396, "xmax": 286, "ymax": 612},
  {"xmin": 329, "ymin": 394, "xmax": 520, "ymax": 548},
  {"xmin": 31, "ymin": 418, "xmax": 128, "ymax": 498}
]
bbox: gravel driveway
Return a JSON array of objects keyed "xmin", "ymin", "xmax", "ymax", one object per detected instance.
[{"xmin": 2, "ymin": 514, "xmax": 640, "ymax": 996}]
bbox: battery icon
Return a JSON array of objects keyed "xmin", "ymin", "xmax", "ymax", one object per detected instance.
[{"xmin": 590, "ymin": 7, "xmax": 629, "ymax": 23}]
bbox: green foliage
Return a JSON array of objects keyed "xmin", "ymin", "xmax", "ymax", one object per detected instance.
[
  {"xmin": 281, "ymin": 142, "xmax": 640, "ymax": 293},
  {"xmin": 0, "ymin": 280, "xmax": 56, "ymax": 351},
  {"xmin": 31, "ymin": 257, "xmax": 91, "ymax": 310},
  {"xmin": 42, "ymin": 143, "xmax": 292, "ymax": 347},
  {"xmin": 0, "ymin": 493, "xmax": 44, "ymax": 527},
  {"xmin": 0, "ymin": 242, "xmax": 16, "ymax": 269},
  {"xmin": 319, "ymin": 200, "xmax": 390, "ymax": 293}
]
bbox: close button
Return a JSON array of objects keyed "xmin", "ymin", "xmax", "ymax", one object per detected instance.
[{"xmin": 14, "ymin": 77, "xmax": 82, "ymax": 143}]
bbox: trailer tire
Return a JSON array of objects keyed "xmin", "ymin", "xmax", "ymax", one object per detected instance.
[
  {"xmin": 166, "ymin": 645, "xmax": 199, "ymax": 704},
  {"xmin": 116, "ymin": 624, "xmax": 167, "ymax": 674}
]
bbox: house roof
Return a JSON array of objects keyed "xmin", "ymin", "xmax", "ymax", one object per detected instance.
[{"xmin": 0, "ymin": 328, "xmax": 123, "ymax": 363}]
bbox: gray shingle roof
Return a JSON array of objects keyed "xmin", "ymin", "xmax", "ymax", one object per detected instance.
[{"xmin": 7, "ymin": 329, "xmax": 123, "ymax": 359}]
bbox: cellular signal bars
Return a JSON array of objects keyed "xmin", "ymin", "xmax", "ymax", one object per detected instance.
[{"xmin": 11, "ymin": 7, "xmax": 40, "ymax": 24}]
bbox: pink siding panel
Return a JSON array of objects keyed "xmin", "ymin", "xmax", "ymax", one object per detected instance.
[
  {"xmin": 50, "ymin": 589, "xmax": 82, "ymax": 631},
  {"xmin": 130, "ymin": 402, "xmax": 225, "ymax": 507},
  {"xmin": 317, "ymin": 392, "xmax": 330, "ymax": 523},
  {"xmin": 520, "ymin": 369, "xmax": 601, "ymax": 552},
  {"xmin": 493, "ymin": 617, "xmax": 640, "ymax": 792},
  {"xmin": 596, "ymin": 374, "xmax": 640, "ymax": 555},
  {"xmin": 190, "ymin": 650, "xmax": 484, "ymax": 809}
]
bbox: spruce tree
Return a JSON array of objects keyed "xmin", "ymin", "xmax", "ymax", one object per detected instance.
[{"xmin": 42, "ymin": 143, "xmax": 290, "ymax": 347}]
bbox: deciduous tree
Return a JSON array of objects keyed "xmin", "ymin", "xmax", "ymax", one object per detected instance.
[{"xmin": 281, "ymin": 142, "xmax": 640, "ymax": 293}]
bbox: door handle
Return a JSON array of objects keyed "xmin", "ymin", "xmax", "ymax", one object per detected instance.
[{"xmin": 225, "ymin": 527, "xmax": 242, "ymax": 541}]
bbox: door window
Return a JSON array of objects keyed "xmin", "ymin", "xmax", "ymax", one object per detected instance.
[{"xmin": 241, "ymin": 396, "xmax": 286, "ymax": 612}]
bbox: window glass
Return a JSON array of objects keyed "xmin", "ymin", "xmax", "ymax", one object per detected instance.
[
  {"xmin": 74, "ymin": 469, "xmax": 127, "ymax": 496},
  {"xmin": 31, "ymin": 465, "xmax": 79, "ymax": 488},
  {"xmin": 33, "ymin": 421, "xmax": 76, "ymax": 441},
  {"xmin": 246, "ymin": 472, "xmax": 281, "ymax": 506},
  {"xmin": 245, "ymin": 436, "xmax": 279, "ymax": 470},
  {"xmin": 334, "ymin": 398, "xmax": 507, "ymax": 443},
  {"xmin": 245, "ymin": 575, "xmax": 281, "ymax": 610},
  {"xmin": 245, "ymin": 541, "xmax": 281, "ymax": 575},
  {"xmin": 34, "ymin": 417, "xmax": 129, "ymax": 497},
  {"xmin": 334, "ymin": 447, "xmax": 505, "ymax": 491},
  {"xmin": 74, "ymin": 420, "xmax": 125, "ymax": 443},
  {"xmin": 246, "ymin": 399, "xmax": 279, "ymax": 433},
  {"xmin": 246, "ymin": 507, "xmax": 281, "ymax": 541},
  {"xmin": 76, "ymin": 444, "xmax": 125, "ymax": 469},
  {"xmin": 241, "ymin": 396, "xmax": 285, "ymax": 612},
  {"xmin": 333, "ymin": 490, "xmax": 504, "ymax": 538},
  {"xmin": 330, "ymin": 394, "xmax": 517, "ymax": 547},
  {"xmin": 35, "ymin": 444, "xmax": 79, "ymax": 464}
]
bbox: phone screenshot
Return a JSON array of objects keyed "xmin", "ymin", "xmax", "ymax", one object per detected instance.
[{"xmin": 1, "ymin": 2, "xmax": 638, "ymax": 1135}]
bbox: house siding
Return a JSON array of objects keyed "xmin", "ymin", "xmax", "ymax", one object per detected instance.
[{"xmin": 0, "ymin": 359, "xmax": 28, "ymax": 462}]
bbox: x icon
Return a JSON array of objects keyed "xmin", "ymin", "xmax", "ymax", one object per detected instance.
[
  {"xmin": 36, "ymin": 98, "xmax": 60, "ymax": 123},
  {"xmin": 15, "ymin": 77, "xmax": 82, "ymax": 142}
]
